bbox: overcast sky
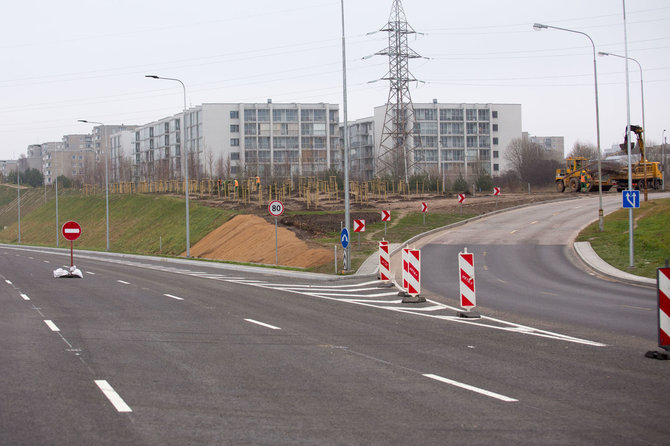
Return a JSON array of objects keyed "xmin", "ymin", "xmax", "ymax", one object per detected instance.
[{"xmin": 1, "ymin": 0, "xmax": 668, "ymax": 160}]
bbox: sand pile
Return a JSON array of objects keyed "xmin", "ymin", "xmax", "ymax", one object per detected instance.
[{"xmin": 187, "ymin": 214, "xmax": 332, "ymax": 268}]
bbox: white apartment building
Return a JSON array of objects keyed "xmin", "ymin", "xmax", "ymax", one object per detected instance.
[
  {"xmin": 526, "ymin": 133, "xmax": 565, "ymax": 162},
  {"xmin": 373, "ymin": 101, "xmax": 522, "ymax": 179},
  {"xmin": 130, "ymin": 102, "xmax": 340, "ymax": 182},
  {"xmin": 342, "ymin": 117, "xmax": 376, "ymax": 181}
]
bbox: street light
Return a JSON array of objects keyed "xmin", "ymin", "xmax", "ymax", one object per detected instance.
[
  {"xmin": 145, "ymin": 75, "xmax": 190, "ymax": 258},
  {"xmin": 78, "ymin": 119, "xmax": 110, "ymax": 251},
  {"xmin": 340, "ymin": 0, "xmax": 351, "ymax": 271},
  {"xmin": 533, "ymin": 22, "xmax": 605, "ymax": 232},
  {"xmin": 598, "ymin": 51, "xmax": 645, "ymax": 137}
]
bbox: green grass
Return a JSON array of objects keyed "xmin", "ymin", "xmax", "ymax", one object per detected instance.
[
  {"xmin": 0, "ymin": 191, "xmax": 234, "ymax": 256},
  {"xmin": 577, "ymin": 198, "xmax": 670, "ymax": 278}
]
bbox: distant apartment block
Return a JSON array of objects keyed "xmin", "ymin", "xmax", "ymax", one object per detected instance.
[
  {"xmin": 130, "ymin": 102, "xmax": 340, "ymax": 182},
  {"xmin": 373, "ymin": 101, "xmax": 522, "ymax": 180},
  {"xmin": 526, "ymin": 133, "xmax": 565, "ymax": 162}
]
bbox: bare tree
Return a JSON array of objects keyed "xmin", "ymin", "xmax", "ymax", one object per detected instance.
[
  {"xmin": 567, "ymin": 140, "xmax": 599, "ymax": 160},
  {"xmin": 505, "ymin": 136, "xmax": 560, "ymax": 186}
]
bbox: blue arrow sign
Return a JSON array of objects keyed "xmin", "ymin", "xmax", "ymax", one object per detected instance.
[
  {"xmin": 622, "ymin": 190, "xmax": 640, "ymax": 209},
  {"xmin": 341, "ymin": 228, "xmax": 349, "ymax": 248}
]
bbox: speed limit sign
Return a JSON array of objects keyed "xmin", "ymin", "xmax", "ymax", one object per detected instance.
[{"xmin": 268, "ymin": 200, "xmax": 284, "ymax": 217}]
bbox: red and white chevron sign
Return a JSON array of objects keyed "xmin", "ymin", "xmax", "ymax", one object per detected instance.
[
  {"xmin": 658, "ymin": 268, "xmax": 670, "ymax": 350},
  {"xmin": 406, "ymin": 249, "xmax": 421, "ymax": 296},
  {"xmin": 458, "ymin": 194, "xmax": 466, "ymax": 204},
  {"xmin": 379, "ymin": 240, "xmax": 390, "ymax": 282},
  {"xmin": 493, "ymin": 187, "xmax": 500, "ymax": 196},
  {"xmin": 381, "ymin": 210, "xmax": 391, "ymax": 222},
  {"xmin": 421, "ymin": 202, "xmax": 427, "ymax": 213},
  {"xmin": 353, "ymin": 219, "xmax": 366, "ymax": 232},
  {"xmin": 459, "ymin": 249, "xmax": 476, "ymax": 309}
]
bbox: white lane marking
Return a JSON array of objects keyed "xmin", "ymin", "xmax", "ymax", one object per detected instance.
[
  {"xmin": 244, "ymin": 319, "xmax": 281, "ymax": 330},
  {"xmin": 530, "ymin": 220, "xmax": 539, "ymax": 225},
  {"xmin": 117, "ymin": 280, "xmax": 130, "ymax": 285},
  {"xmin": 164, "ymin": 293, "xmax": 184, "ymax": 301},
  {"xmin": 43, "ymin": 260, "xmax": 50, "ymax": 264},
  {"xmin": 44, "ymin": 320, "xmax": 60, "ymax": 332},
  {"xmin": 87, "ymin": 271, "xmax": 96, "ymax": 275},
  {"xmin": 423, "ymin": 373, "xmax": 518, "ymax": 403},
  {"xmin": 94, "ymin": 380, "xmax": 132, "ymax": 413},
  {"xmin": 20, "ymin": 293, "xmax": 30, "ymax": 301},
  {"xmin": 510, "ymin": 230, "xmax": 518, "ymax": 234},
  {"xmin": 5, "ymin": 280, "xmax": 12, "ymax": 285}
]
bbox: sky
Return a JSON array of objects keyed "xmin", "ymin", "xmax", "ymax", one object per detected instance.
[{"xmin": 1, "ymin": 0, "xmax": 668, "ymax": 161}]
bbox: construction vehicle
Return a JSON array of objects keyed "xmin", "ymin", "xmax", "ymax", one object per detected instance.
[
  {"xmin": 611, "ymin": 125, "xmax": 663, "ymax": 192},
  {"xmin": 555, "ymin": 157, "xmax": 613, "ymax": 193},
  {"xmin": 555, "ymin": 125, "xmax": 663, "ymax": 193}
]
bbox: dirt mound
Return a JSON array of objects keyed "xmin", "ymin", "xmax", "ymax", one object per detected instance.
[
  {"xmin": 280, "ymin": 211, "xmax": 381, "ymax": 236},
  {"xmin": 187, "ymin": 214, "xmax": 333, "ymax": 268}
]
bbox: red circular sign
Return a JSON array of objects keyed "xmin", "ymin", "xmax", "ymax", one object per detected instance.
[
  {"xmin": 62, "ymin": 221, "xmax": 82, "ymax": 241},
  {"xmin": 268, "ymin": 200, "xmax": 284, "ymax": 217}
]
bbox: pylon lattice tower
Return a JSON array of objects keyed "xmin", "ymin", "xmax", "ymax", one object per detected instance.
[{"xmin": 376, "ymin": 0, "xmax": 422, "ymax": 185}]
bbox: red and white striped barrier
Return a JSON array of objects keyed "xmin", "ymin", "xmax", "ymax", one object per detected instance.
[
  {"xmin": 459, "ymin": 248, "xmax": 476, "ymax": 310},
  {"xmin": 402, "ymin": 248, "xmax": 410, "ymax": 291},
  {"xmin": 379, "ymin": 240, "xmax": 390, "ymax": 282},
  {"xmin": 406, "ymin": 249, "xmax": 421, "ymax": 296},
  {"xmin": 658, "ymin": 267, "xmax": 670, "ymax": 350}
]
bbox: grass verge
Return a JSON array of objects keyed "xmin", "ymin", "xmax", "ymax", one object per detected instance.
[{"xmin": 577, "ymin": 197, "xmax": 670, "ymax": 278}]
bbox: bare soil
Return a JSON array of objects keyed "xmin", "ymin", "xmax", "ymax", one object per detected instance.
[{"xmin": 188, "ymin": 191, "xmax": 566, "ymax": 268}]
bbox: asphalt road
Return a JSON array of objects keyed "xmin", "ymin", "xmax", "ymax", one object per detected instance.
[{"xmin": 1, "ymin": 194, "xmax": 669, "ymax": 445}]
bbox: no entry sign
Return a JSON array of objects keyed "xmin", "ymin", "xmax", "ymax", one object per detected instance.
[{"xmin": 62, "ymin": 221, "xmax": 82, "ymax": 241}]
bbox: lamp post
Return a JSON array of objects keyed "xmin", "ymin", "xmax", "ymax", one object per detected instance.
[
  {"xmin": 598, "ymin": 51, "xmax": 645, "ymax": 139},
  {"xmin": 341, "ymin": 0, "xmax": 351, "ymax": 271},
  {"xmin": 663, "ymin": 130, "xmax": 667, "ymax": 192},
  {"xmin": 533, "ymin": 22, "xmax": 605, "ymax": 232},
  {"xmin": 78, "ymin": 119, "xmax": 110, "ymax": 251},
  {"xmin": 145, "ymin": 75, "xmax": 190, "ymax": 258}
]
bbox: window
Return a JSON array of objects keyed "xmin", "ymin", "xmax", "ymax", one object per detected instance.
[
  {"xmin": 493, "ymin": 163, "xmax": 500, "ymax": 172},
  {"xmin": 257, "ymin": 109, "xmax": 270, "ymax": 122},
  {"xmin": 492, "ymin": 111, "xmax": 498, "ymax": 119},
  {"xmin": 416, "ymin": 122, "xmax": 438, "ymax": 135},
  {"xmin": 493, "ymin": 137, "xmax": 499, "ymax": 145},
  {"xmin": 230, "ymin": 152, "xmax": 240, "ymax": 160},
  {"xmin": 440, "ymin": 108, "xmax": 464, "ymax": 121},
  {"xmin": 415, "ymin": 108, "xmax": 436, "ymax": 120},
  {"xmin": 478, "ymin": 109, "xmax": 490, "ymax": 121},
  {"xmin": 466, "ymin": 109, "xmax": 478, "ymax": 121},
  {"xmin": 230, "ymin": 125, "xmax": 239, "ymax": 133},
  {"xmin": 492, "ymin": 124, "xmax": 499, "ymax": 132},
  {"xmin": 231, "ymin": 166, "xmax": 239, "ymax": 174},
  {"xmin": 440, "ymin": 122, "xmax": 463, "ymax": 135},
  {"xmin": 493, "ymin": 150, "xmax": 499, "ymax": 158},
  {"xmin": 230, "ymin": 110, "xmax": 239, "ymax": 119},
  {"xmin": 231, "ymin": 138, "xmax": 240, "ymax": 147},
  {"xmin": 244, "ymin": 123, "xmax": 257, "ymax": 135},
  {"xmin": 244, "ymin": 109, "xmax": 256, "ymax": 121}
]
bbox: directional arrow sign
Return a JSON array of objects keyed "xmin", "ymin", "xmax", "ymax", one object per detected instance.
[
  {"xmin": 622, "ymin": 190, "xmax": 640, "ymax": 208},
  {"xmin": 421, "ymin": 202, "xmax": 427, "ymax": 213},
  {"xmin": 341, "ymin": 228, "xmax": 349, "ymax": 248},
  {"xmin": 353, "ymin": 219, "xmax": 366, "ymax": 232},
  {"xmin": 493, "ymin": 187, "xmax": 500, "ymax": 196},
  {"xmin": 381, "ymin": 210, "xmax": 391, "ymax": 222},
  {"xmin": 458, "ymin": 194, "xmax": 466, "ymax": 204}
]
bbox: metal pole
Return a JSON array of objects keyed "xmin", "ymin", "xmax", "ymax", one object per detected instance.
[
  {"xmin": 275, "ymin": 216, "xmax": 278, "ymax": 265},
  {"xmin": 341, "ymin": 0, "xmax": 351, "ymax": 271},
  {"xmin": 623, "ymin": 0, "xmax": 634, "ymax": 268},
  {"xmin": 17, "ymin": 169, "xmax": 20, "ymax": 244},
  {"xmin": 533, "ymin": 23, "xmax": 604, "ymax": 231},
  {"xmin": 55, "ymin": 161, "xmax": 59, "ymax": 248},
  {"xmin": 145, "ymin": 75, "xmax": 190, "ymax": 257},
  {"xmin": 663, "ymin": 131, "xmax": 667, "ymax": 191}
]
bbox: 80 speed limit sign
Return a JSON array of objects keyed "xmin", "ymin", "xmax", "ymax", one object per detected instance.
[{"xmin": 268, "ymin": 200, "xmax": 285, "ymax": 216}]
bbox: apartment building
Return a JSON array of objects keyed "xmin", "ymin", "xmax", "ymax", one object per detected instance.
[
  {"xmin": 526, "ymin": 133, "xmax": 565, "ymax": 162},
  {"xmin": 373, "ymin": 101, "xmax": 522, "ymax": 180},
  {"xmin": 342, "ymin": 117, "xmax": 376, "ymax": 180},
  {"xmin": 130, "ymin": 102, "xmax": 340, "ymax": 182}
]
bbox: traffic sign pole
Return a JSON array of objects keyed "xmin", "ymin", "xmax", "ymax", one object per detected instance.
[{"xmin": 268, "ymin": 201, "xmax": 284, "ymax": 265}]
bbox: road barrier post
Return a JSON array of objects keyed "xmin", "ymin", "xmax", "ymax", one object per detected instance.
[{"xmin": 458, "ymin": 248, "xmax": 481, "ymax": 318}]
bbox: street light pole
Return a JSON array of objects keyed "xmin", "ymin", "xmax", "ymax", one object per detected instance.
[
  {"xmin": 341, "ymin": 0, "xmax": 351, "ymax": 271},
  {"xmin": 78, "ymin": 119, "xmax": 110, "ymax": 251},
  {"xmin": 145, "ymin": 75, "xmax": 190, "ymax": 258},
  {"xmin": 663, "ymin": 130, "xmax": 667, "ymax": 192},
  {"xmin": 598, "ymin": 51, "xmax": 645, "ymax": 139},
  {"xmin": 533, "ymin": 23, "xmax": 605, "ymax": 232}
]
